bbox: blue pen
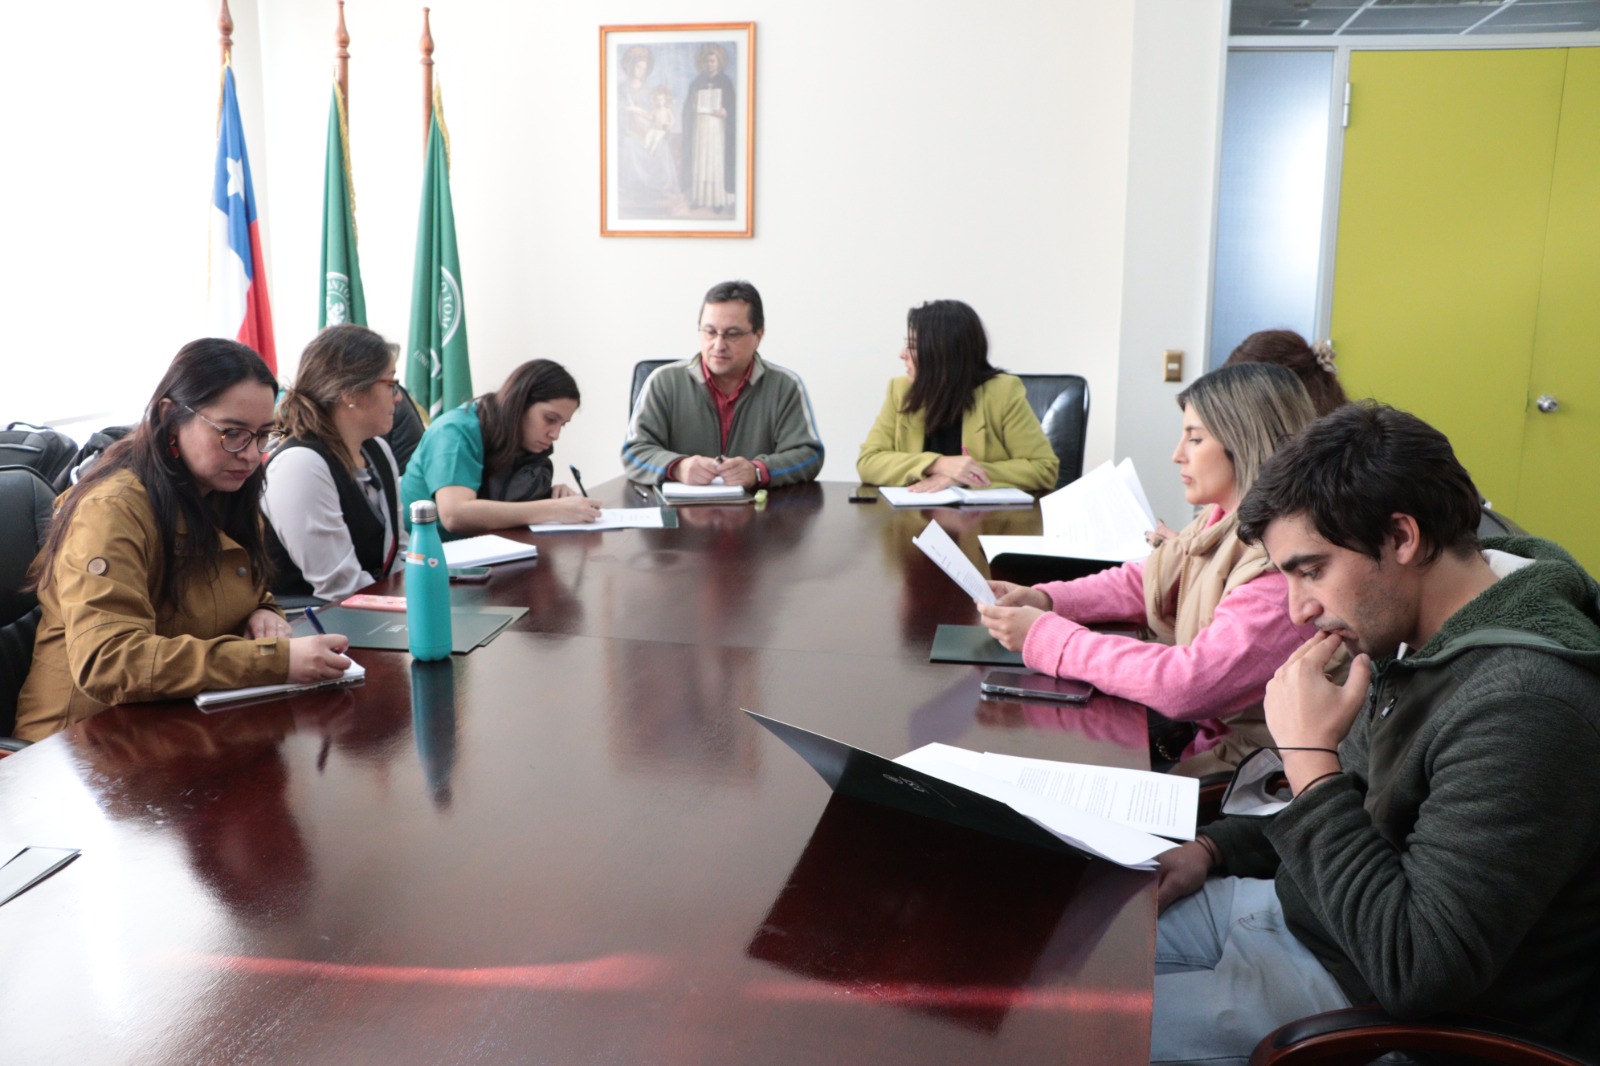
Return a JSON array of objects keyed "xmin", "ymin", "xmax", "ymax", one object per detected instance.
[{"xmin": 304, "ymin": 606, "xmax": 328, "ymax": 635}]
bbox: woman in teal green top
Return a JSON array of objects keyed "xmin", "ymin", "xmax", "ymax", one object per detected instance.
[
  {"xmin": 856, "ymin": 300, "xmax": 1058, "ymax": 492},
  {"xmin": 400, "ymin": 360, "xmax": 600, "ymax": 537}
]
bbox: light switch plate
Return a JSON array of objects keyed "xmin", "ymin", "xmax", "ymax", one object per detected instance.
[{"xmin": 1163, "ymin": 349, "xmax": 1183, "ymax": 383}]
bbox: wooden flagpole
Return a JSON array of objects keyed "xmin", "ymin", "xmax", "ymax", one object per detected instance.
[
  {"xmin": 335, "ymin": 0, "xmax": 350, "ymax": 106},
  {"xmin": 218, "ymin": 0, "xmax": 234, "ymax": 66},
  {"xmin": 420, "ymin": 8, "xmax": 434, "ymax": 147}
]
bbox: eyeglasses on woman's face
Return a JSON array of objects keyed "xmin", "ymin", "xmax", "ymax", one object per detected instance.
[
  {"xmin": 373, "ymin": 378, "xmax": 402, "ymax": 400},
  {"xmin": 184, "ymin": 405, "xmax": 284, "ymax": 454}
]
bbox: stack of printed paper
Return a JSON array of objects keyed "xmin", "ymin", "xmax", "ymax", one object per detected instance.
[{"xmin": 978, "ymin": 458, "xmax": 1156, "ymax": 564}]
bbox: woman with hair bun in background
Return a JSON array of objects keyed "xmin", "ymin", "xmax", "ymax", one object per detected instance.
[{"xmin": 1224, "ymin": 329, "xmax": 1347, "ymax": 417}]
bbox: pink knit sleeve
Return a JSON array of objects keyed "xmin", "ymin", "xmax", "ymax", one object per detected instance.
[
  {"xmin": 1021, "ymin": 571, "xmax": 1314, "ymax": 720},
  {"xmin": 1035, "ymin": 561, "xmax": 1149, "ymax": 626}
]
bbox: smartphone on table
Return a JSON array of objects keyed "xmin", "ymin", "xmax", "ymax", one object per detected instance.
[
  {"xmin": 849, "ymin": 484, "xmax": 880, "ymax": 503},
  {"xmin": 979, "ymin": 670, "xmax": 1094, "ymax": 703},
  {"xmin": 448, "ymin": 567, "xmax": 492, "ymax": 583}
]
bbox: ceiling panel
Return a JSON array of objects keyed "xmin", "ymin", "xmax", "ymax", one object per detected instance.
[{"xmin": 1232, "ymin": 0, "xmax": 1600, "ymax": 35}]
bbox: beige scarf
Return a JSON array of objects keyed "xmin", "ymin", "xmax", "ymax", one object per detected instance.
[
  {"xmin": 1142, "ymin": 506, "xmax": 1280, "ymax": 776},
  {"xmin": 1142, "ymin": 506, "xmax": 1274, "ymax": 647}
]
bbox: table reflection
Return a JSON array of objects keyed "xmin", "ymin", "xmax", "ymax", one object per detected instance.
[
  {"xmin": 748, "ymin": 792, "xmax": 1087, "ymax": 1034},
  {"xmin": 411, "ymin": 659, "xmax": 458, "ymax": 808},
  {"xmin": 69, "ymin": 694, "xmax": 360, "ymax": 922}
]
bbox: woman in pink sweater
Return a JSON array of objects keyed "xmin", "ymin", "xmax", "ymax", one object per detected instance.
[{"xmin": 977, "ymin": 363, "xmax": 1319, "ymax": 775}]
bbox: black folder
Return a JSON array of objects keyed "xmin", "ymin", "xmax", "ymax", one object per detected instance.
[{"xmin": 929, "ymin": 624, "xmax": 1024, "ymax": 666}]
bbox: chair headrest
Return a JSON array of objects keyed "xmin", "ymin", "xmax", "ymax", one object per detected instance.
[{"xmin": 0, "ymin": 466, "xmax": 55, "ymax": 627}]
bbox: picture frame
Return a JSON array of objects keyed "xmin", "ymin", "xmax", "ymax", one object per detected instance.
[{"xmin": 600, "ymin": 23, "xmax": 755, "ymax": 238}]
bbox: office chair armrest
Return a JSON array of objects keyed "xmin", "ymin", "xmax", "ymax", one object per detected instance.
[{"xmin": 1249, "ymin": 1006, "xmax": 1595, "ymax": 1066}]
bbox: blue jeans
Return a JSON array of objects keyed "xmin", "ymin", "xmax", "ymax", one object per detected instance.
[{"xmin": 1150, "ymin": 877, "xmax": 1352, "ymax": 1065}]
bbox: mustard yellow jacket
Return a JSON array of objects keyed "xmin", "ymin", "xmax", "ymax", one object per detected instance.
[
  {"xmin": 855, "ymin": 373, "xmax": 1059, "ymax": 490},
  {"xmin": 14, "ymin": 468, "xmax": 290, "ymax": 741}
]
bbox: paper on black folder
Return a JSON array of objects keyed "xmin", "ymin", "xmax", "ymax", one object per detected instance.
[{"xmin": 745, "ymin": 711, "xmax": 1191, "ymax": 870}]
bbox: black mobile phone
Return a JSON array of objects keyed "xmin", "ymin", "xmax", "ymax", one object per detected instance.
[
  {"xmin": 849, "ymin": 484, "xmax": 880, "ymax": 503},
  {"xmin": 447, "ymin": 566, "xmax": 492, "ymax": 583},
  {"xmin": 979, "ymin": 670, "xmax": 1094, "ymax": 703}
]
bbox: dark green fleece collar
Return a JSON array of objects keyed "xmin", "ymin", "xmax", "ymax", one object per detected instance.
[{"xmin": 1411, "ymin": 536, "xmax": 1600, "ymax": 664}]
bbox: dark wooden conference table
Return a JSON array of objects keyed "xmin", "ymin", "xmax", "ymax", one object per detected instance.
[{"xmin": 0, "ymin": 479, "xmax": 1156, "ymax": 1065}]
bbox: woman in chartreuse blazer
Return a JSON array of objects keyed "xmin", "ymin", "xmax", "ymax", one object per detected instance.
[{"xmin": 856, "ymin": 300, "xmax": 1057, "ymax": 492}]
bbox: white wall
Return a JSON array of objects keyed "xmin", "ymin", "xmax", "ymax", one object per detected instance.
[
  {"xmin": 2, "ymin": 0, "xmax": 1226, "ymax": 506},
  {"xmin": 1116, "ymin": 0, "xmax": 1231, "ymax": 526}
]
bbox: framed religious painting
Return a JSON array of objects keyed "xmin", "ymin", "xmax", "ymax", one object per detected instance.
[{"xmin": 600, "ymin": 23, "xmax": 755, "ymax": 237}]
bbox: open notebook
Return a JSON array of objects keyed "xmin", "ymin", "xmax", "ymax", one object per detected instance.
[{"xmin": 880, "ymin": 485, "xmax": 1033, "ymax": 508}]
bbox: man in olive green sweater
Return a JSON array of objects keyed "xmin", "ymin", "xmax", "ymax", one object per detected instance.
[
  {"xmin": 1151, "ymin": 403, "xmax": 1600, "ymax": 1064},
  {"xmin": 621, "ymin": 280, "xmax": 823, "ymax": 489}
]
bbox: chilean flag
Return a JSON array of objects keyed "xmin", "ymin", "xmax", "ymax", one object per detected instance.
[{"xmin": 209, "ymin": 65, "xmax": 276, "ymax": 371}]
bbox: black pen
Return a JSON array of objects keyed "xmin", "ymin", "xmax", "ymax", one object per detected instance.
[
  {"xmin": 569, "ymin": 464, "xmax": 589, "ymax": 498},
  {"xmin": 304, "ymin": 606, "xmax": 328, "ymax": 635}
]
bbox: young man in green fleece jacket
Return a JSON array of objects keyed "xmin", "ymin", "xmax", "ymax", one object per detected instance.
[
  {"xmin": 1150, "ymin": 402, "xmax": 1600, "ymax": 1065},
  {"xmin": 621, "ymin": 279, "xmax": 823, "ymax": 489}
]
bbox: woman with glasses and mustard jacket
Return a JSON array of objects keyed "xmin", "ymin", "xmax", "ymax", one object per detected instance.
[
  {"xmin": 261, "ymin": 325, "xmax": 408, "ymax": 602},
  {"xmin": 14, "ymin": 340, "xmax": 353, "ymax": 742}
]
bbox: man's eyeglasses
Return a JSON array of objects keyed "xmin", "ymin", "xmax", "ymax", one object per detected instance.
[
  {"xmin": 700, "ymin": 326, "xmax": 755, "ymax": 343},
  {"xmin": 184, "ymin": 406, "xmax": 284, "ymax": 454}
]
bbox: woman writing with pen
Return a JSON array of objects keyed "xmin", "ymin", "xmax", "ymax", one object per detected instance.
[
  {"xmin": 14, "ymin": 340, "xmax": 352, "ymax": 742},
  {"xmin": 400, "ymin": 360, "xmax": 600, "ymax": 538},
  {"xmin": 856, "ymin": 300, "xmax": 1058, "ymax": 492}
]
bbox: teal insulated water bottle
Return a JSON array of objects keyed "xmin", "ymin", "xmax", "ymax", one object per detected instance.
[{"xmin": 406, "ymin": 500, "xmax": 453, "ymax": 661}]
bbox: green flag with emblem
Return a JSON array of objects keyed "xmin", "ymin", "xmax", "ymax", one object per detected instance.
[
  {"xmin": 319, "ymin": 82, "xmax": 366, "ymax": 329},
  {"xmin": 406, "ymin": 85, "xmax": 472, "ymax": 419}
]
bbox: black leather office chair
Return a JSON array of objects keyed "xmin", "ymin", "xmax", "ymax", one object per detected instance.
[
  {"xmin": 629, "ymin": 359, "xmax": 675, "ymax": 415},
  {"xmin": 1017, "ymin": 374, "xmax": 1090, "ymax": 489},
  {"xmin": 1479, "ymin": 502, "xmax": 1528, "ymax": 540},
  {"xmin": 0, "ymin": 466, "xmax": 55, "ymax": 754}
]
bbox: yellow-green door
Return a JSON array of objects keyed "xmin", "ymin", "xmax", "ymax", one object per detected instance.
[
  {"xmin": 1331, "ymin": 48, "xmax": 1599, "ymax": 574},
  {"xmin": 1517, "ymin": 48, "xmax": 1600, "ymax": 572}
]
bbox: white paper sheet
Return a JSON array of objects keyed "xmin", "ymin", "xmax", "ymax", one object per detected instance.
[
  {"xmin": 979, "ymin": 458, "xmax": 1155, "ymax": 563},
  {"xmin": 893, "ymin": 744, "xmax": 1184, "ymax": 870},
  {"xmin": 973, "ymin": 751, "xmax": 1197, "ymax": 841},
  {"xmin": 441, "ymin": 535, "xmax": 540, "ymax": 566},
  {"xmin": 912, "ymin": 519, "xmax": 996, "ymax": 605},
  {"xmin": 530, "ymin": 508, "xmax": 667, "ymax": 533}
]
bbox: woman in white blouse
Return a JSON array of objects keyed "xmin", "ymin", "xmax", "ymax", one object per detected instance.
[{"xmin": 262, "ymin": 325, "xmax": 407, "ymax": 602}]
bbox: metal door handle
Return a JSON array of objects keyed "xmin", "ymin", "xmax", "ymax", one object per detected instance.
[{"xmin": 1536, "ymin": 394, "xmax": 1560, "ymax": 414}]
